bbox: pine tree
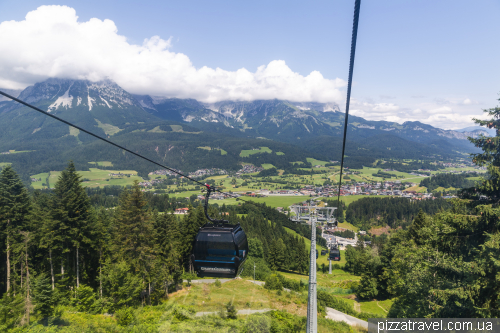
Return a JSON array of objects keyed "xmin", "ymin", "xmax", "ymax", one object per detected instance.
[
  {"xmin": 113, "ymin": 181, "xmax": 155, "ymax": 285},
  {"xmin": 180, "ymin": 205, "xmax": 207, "ymax": 272},
  {"xmin": 93, "ymin": 208, "xmax": 112, "ymax": 298},
  {"xmin": 34, "ymin": 193, "xmax": 59, "ymax": 291},
  {"xmin": 276, "ymin": 239, "xmax": 285, "ymax": 270},
  {"xmin": 466, "ymin": 100, "xmax": 500, "ymax": 203},
  {"xmin": 409, "ymin": 209, "xmax": 430, "ymax": 244},
  {"xmin": 296, "ymin": 239, "xmax": 308, "ymax": 274},
  {"xmin": 267, "ymin": 240, "xmax": 278, "ymax": 271},
  {"xmin": 154, "ymin": 212, "xmax": 182, "ymax": 297},
  {"xmin": 51, "ymin": 161, "xmax": 93, "ymax": 288},
  {"xmin": 0, "ymin": 166, "xmax": 31, "ymax": 294},
  {"xmin": 32, "ymin": 273, "xmax": 55, "ymax": 320}
]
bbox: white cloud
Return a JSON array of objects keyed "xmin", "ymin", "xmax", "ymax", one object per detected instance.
[
  {"xmin": 347, "ymin": 97, "xmax": 487, "ymax": 130},
  {"xmin": 0, "ymin": 5, "xmax": 346, "ymax": 103},
  {"xmin": 462, "ymin": 98, "xmax": 472, "ymax": 105},
  {"xmin": 372, "ymin": 103, "xmax": 399, "ymax": 112},
  {"xmin": 428, "ymin": 106, "xmax": 453, "ymax": 114}
]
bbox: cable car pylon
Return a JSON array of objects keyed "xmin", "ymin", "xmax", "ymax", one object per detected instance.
[
  {"xmin": 307, "ymin": 0, "xmax": 361, "ymax": 331},
  {"xmin": 306, "ymin": 205, "xmax": 318, "ymax": 332}
]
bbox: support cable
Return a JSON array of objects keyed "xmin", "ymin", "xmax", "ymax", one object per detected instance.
[{"xmin": 336, "ymin": 0, "xmax": 362, "ymax": 223}]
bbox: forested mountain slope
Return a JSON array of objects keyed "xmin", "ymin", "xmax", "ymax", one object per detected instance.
[{"xmin": 0, "ymin": 78, "xmax": 480, "ymax": 179}]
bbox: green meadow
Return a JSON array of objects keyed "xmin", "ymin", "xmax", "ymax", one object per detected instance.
[
  {"xmin": 30, "ymin": 168, "xmax": 143, "ymax": 189},
  {"xmin": 88, "ymin": 161, "xmax": 114, "ymax": 167},
  {"xmin": 239, "ymin": 146, "xmax": 272, "ymax": 157},
  {"xmin": 214, "ymin": 195, "xmax": 309, "ymax": 208}
]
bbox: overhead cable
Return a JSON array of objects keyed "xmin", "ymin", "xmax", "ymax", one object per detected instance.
[{"xmin": 336, "ymin": 0, "xmax": 362, "ymax": 223}]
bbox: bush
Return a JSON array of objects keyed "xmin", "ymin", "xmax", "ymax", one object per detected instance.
[
  {"xmin": 225, "ymin": 301, "xmax": 237, "ymax": 319},
  {"xmin": 276, "ymin": 273, "xmax": 306, "ymax": 292},
  {"xmin": 73, "ymin": 285, "xmax": 97, "ymax": 313},
  {"xmin": 182, "ymin": 272, "xmax": 197, "ymax": 286},
  {"xmin": 264, "ymin": 274, "xmax": 283, "ymax": 291},
  {"xmin": 115, "ymin": 307, "xmax": 135, "ymax": 326},
  {"xmin": 245, "ymin": 314, "xmax": 271, "ymax": 332},
  {"xmin": 214, "ymin": 279, "xmax": 222, "ymax": 288},
  {"xmin": 240, "ymin": 256, "xmax": 272, "ymax": 281},
  {"xmin": 317, "ymin": 290, "xmax": 376, "ymax": 321},
  {"xmin": 357, "ymin": 274, "xmax": 378, "ymax": 300},
  {"xmin": 172, "ymin": 304, "xmax": 195, "ymax": 321},
  {"xmin": 0, "ymin": 292, "xmax": 25, "ymax": 329}
]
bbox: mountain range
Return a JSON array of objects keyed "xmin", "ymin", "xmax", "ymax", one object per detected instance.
[{"xmin": 0, "ymin": 78, "xmax": 487, "ymax": 177}]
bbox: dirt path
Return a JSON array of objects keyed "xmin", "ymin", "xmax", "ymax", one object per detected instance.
[
  {"xmin": 377, "ymin": 301, "xmax": 388, "ymax": 313},
  {"xmin": 195, "ymin": 308, "xmax": 271, "ymax": 317},
  {"xmin": 353, "ymin": 301, "xmax": 361, "ymax": 312},
  {"xmin": 325, "ymin": 307, "xmax": 368, "ymax": 330}
]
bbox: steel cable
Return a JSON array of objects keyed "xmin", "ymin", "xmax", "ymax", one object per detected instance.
[{"xmin": 336, "ymin": 0, "xmax": 362, "ymax": 224}]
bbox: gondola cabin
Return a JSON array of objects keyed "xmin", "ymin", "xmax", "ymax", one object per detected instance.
[
  {"xmin": 329, "ymin": 248, "xmax": 341, "ymax": 261},
  {"xmin": 193, "ymin": 223, "xmax": 248, "ymax": 278},
  {"xmin": 321, "ymin": 249, "xmax": 327, "ymax": 256}
]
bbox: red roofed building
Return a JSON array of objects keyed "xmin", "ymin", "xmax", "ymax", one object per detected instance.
[{"xmin": 174, "ymin": 207, "xmax": 189, "ymax": 214}]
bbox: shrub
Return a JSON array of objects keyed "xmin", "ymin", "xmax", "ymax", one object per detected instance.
[
  {"xmin": 214, "ymin": 279, "xmax": 222, "ymax": 288},
  {"xmin": 225, "ymin": 301, "xmax": 237, "ymax": 319},
  {"xmin": 245, "ymin": 314, "xmax": 271, "ymax": 332},
  {"xmin": 264, "ymin": 274, "xmax": 283, "ymax": 291},
  {"xmin": 240, "ymin": 257, "xmax": 271, "ymax": 281},
  {"xmin": 276, "ymin": 273, "xmax": 305, "ymax": 292},
  {"xmin": 357, "ymin": 274, "xmax": 378, "ymax": 300},
  {"xmin": 172, "ymin": 304, "xmax": 195, "ymax": 321},
  {"xmin": 115, "ymin": 307, "xmax": 135, "ymax": 326},
  {"xmin": 73, "ymin": 285, "xmax": 97, "ymax": 313},
  {"xmin": 182, "ymin": 272, "xmax": 197, "ymax": 286},
  {"xmin": 317, "ymin": 290, "xmax": 376, "ymax": 321}
]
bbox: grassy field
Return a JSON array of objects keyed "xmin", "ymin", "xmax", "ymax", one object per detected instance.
[
  {"xmin": 168, "ymin": 190, "xmax": 200, "ymax": 198},
  {"xmin": 171, "ymin": 279, "xmax": 308, "ymax": 315},
  {"xmin": 359, "ymin": 298, "xmax": 393, "ymax": 317},
  {"xmin": 434, "ymin": 186, "xmax": 456, "ymax": 192},
  {"xmin": 170, "ymin": 124, "xmax": 201, "ymax": 134},
  {"xmin": 30, "ymin": 168, "xmax": 143, "ymax": 189},
  {"xmin": 214, "ymin": 195, "xmax": 309, "ymax": 208},
  {"xmin": 95, "ymin": 119, "xmax": 122, "ymax": 135},
  {"xmin": 261, "ymin": 163, "xmax": 275, "ymax": 169},
  {"xmin": 276, "ymin": 151, "xmax": 285, "ymax": 155},
  {"xmin": 239, "ymin": 146, "xmax": 272, "ymax": 157},
  {"xmin": 337, "ymin": 222, "xmax": 359, "ymax": 232},
  {"xmin": 0, "ymin": 162, "xmax": 12, "ymax": 168},
  {"xmin": 306, "ymin": 158, "xmax": 329, "ymax": 166},
  {"xmin": 404, "ymin": 185, "xmax": 427, "ymax": 193},
  {"xmin": 320, "ymin": 195, "xmax": 388, "ymax": 207},
  {"xmin": 88, "ymin": 161, "xmax": 114, "ymax": 167},
  {"xmin": 279, "ymin": 269, "xmax": 359, "ymax": 290},
  {"xmin": 197, "ymin": 146, "xmax": 227, "ymax": 155}
]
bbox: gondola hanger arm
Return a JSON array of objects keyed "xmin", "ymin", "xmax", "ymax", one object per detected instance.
[{"xmin": 203, "ymin": 184, "xmax": 230, "ymax": 224}]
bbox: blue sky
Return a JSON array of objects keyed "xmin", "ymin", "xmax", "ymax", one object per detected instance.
[{"xmin": 0, "ymin": 0, "xmax": 498, "ymax": 129}]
